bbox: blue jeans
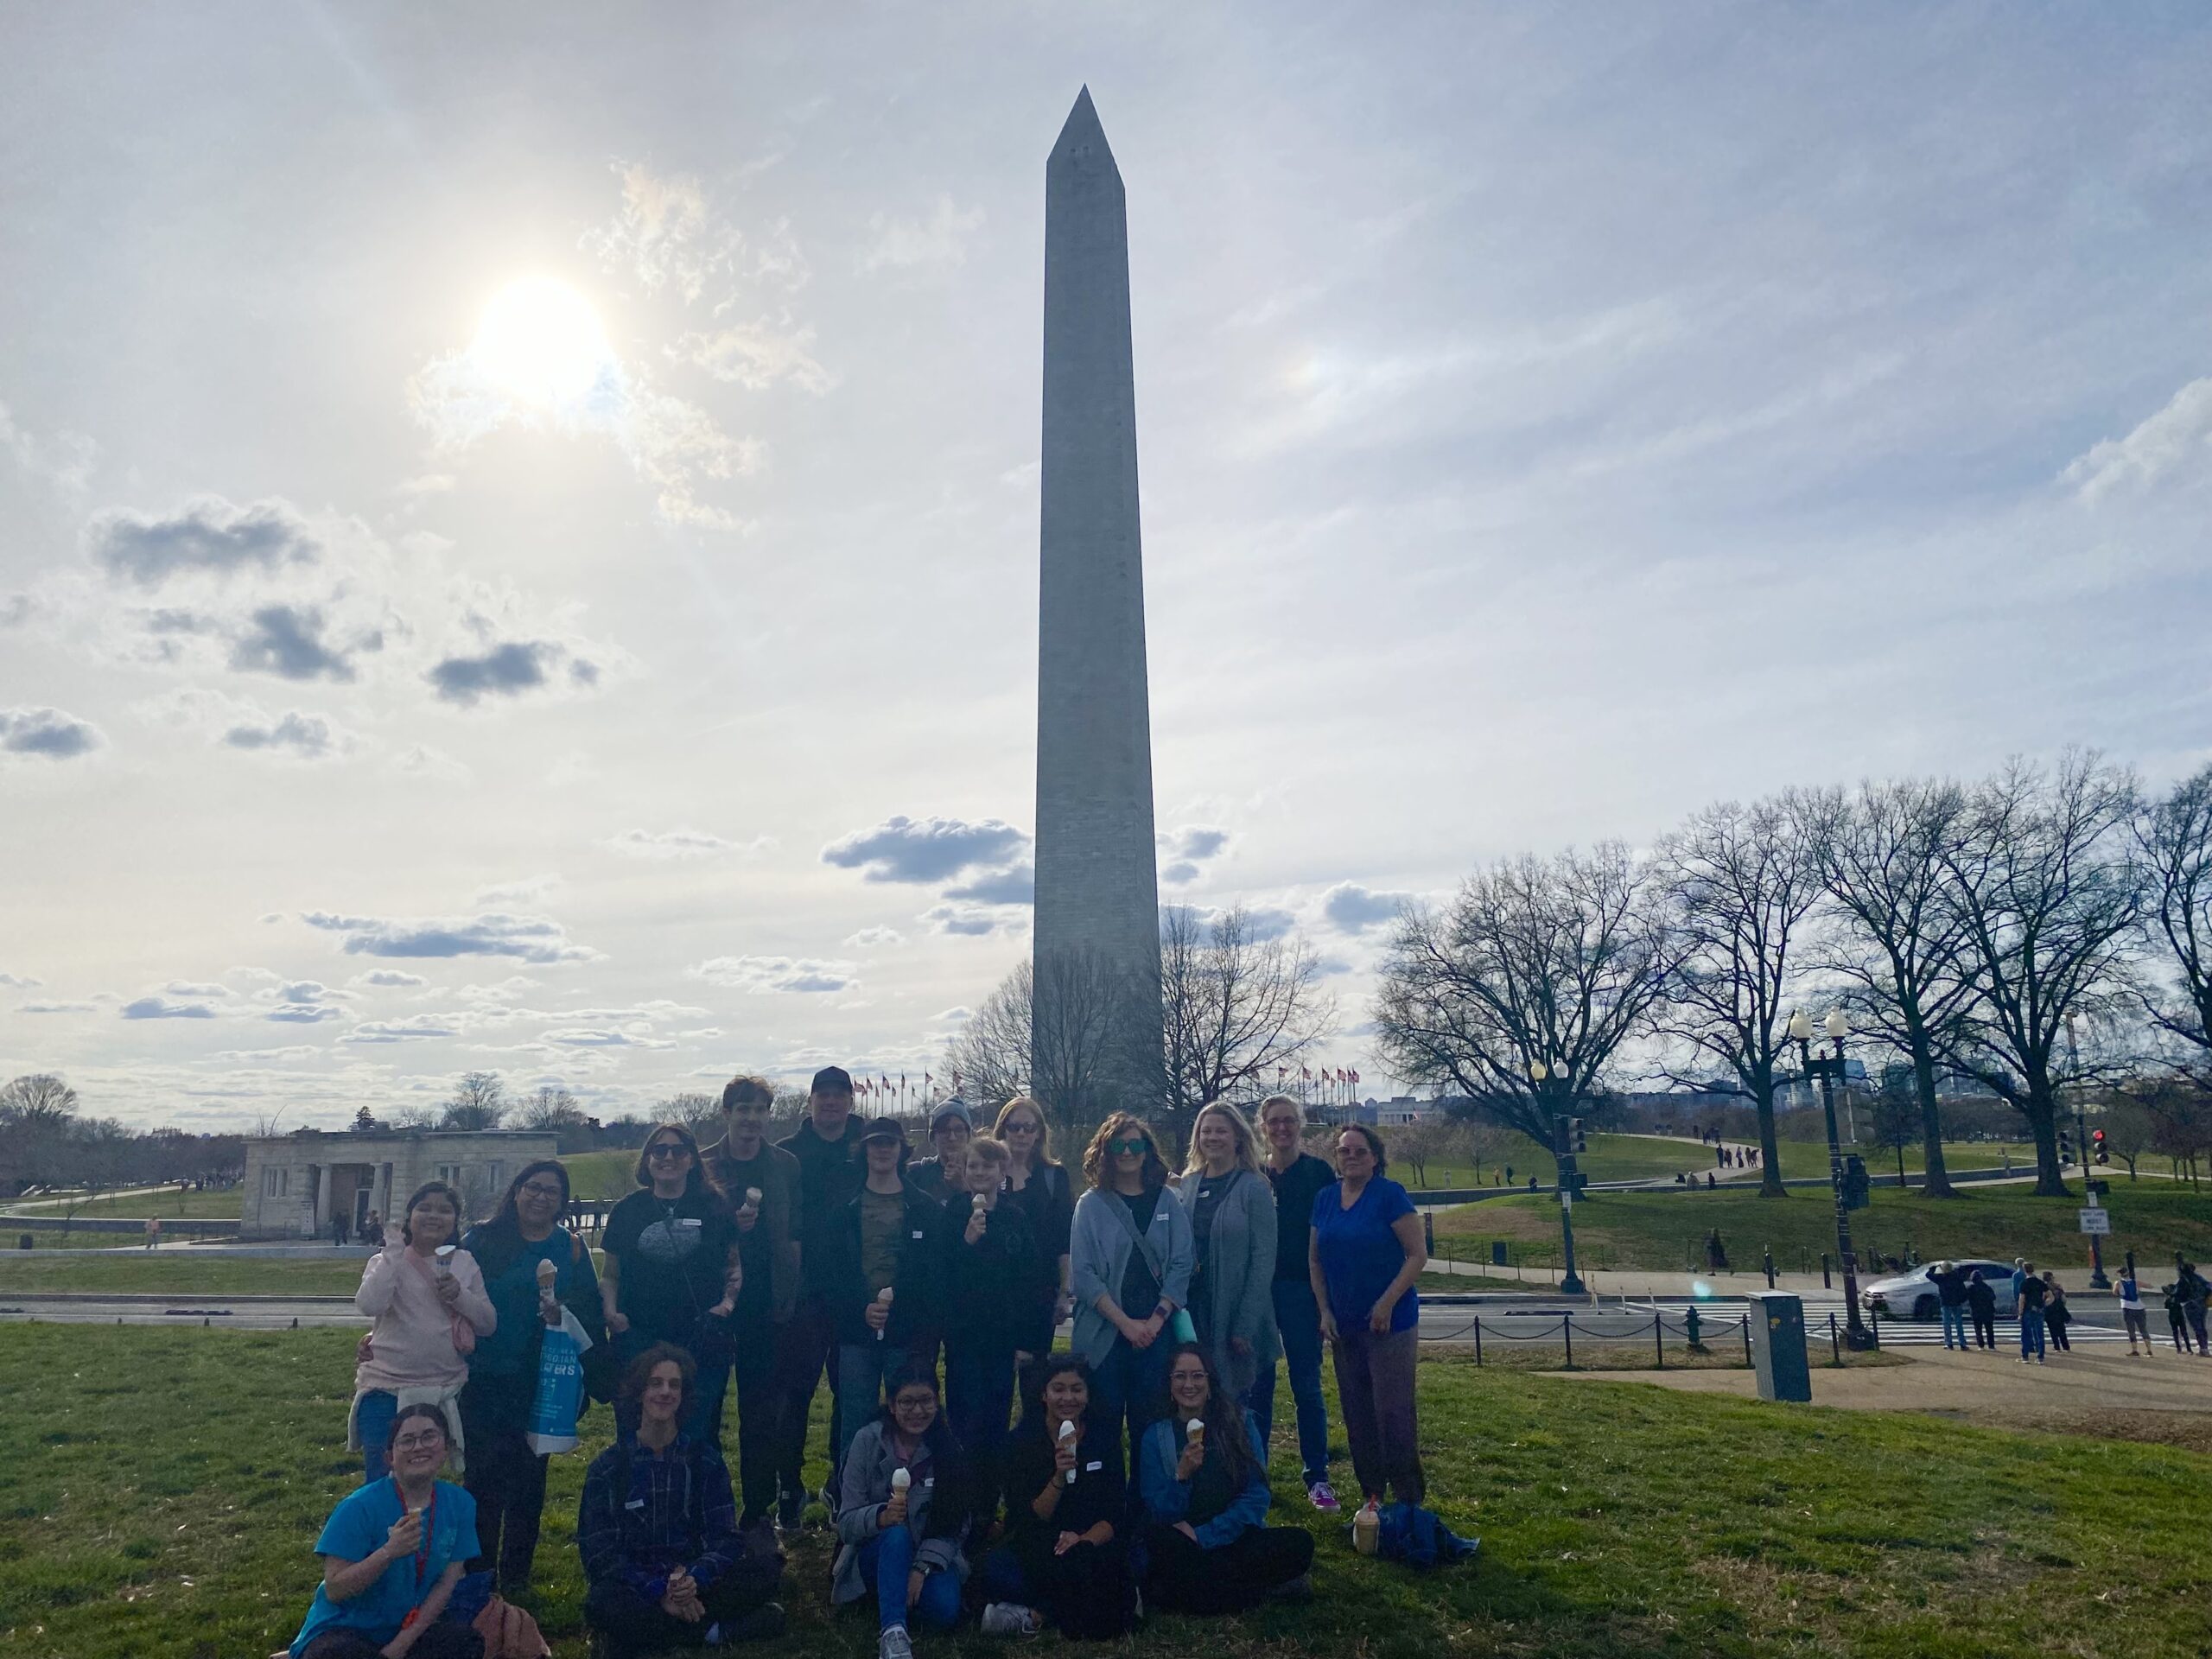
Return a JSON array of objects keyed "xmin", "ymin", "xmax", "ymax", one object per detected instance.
[
  {"xmin": 836, "ymin": 1341, "xmax": 902, "ymax": 1465},
  {"xmin": 1248, "ymin": 1279, "xmax": 1330, "ymax": 1483},
  {"xmin": 2019, "ymin": 1306, "xmax": 2045, "ymax": 1359},
  {"xmin": 1938, "ymin": 1305, "xmax": 1968, "ymax": 1350},
  {"xmin": 1088, "ymin": 1333, "xmax": 1170, "ymax": 1472},
  {"xmin": 858, "ymin": 1529, "xmax": 962, "ymax": 1633},
  {"xmin": 357, "ymin": 1389, "xmax": 398, "ymax": 1484}
]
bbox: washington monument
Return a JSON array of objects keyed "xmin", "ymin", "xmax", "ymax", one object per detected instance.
[{"xmin": 1033, "ymin": 87, "xmax": 1162, "ymax": 1106}]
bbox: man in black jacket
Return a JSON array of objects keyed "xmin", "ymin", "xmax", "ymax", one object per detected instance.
[
  {"xmin": 822, "ymin": 1116, "xmax": 944, "ymax": 1468},
  {"xmin": 771, "ymin": 1065, "xmax": 867, "ymax": 1529}
]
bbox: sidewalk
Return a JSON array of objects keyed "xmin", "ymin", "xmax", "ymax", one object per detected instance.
[{"xmin": 1424, "ymin": 1253, "xmax": 2120, "ymax": 1304}]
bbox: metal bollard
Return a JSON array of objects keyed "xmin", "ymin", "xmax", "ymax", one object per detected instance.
[
  {"xmin": 1821, "ymin": 1252, "xmax": 1832, "ymax": 1290},
  {"xmin": 1764, "ymin": 1248, "xmax": 1776, "ymax": 1289}
]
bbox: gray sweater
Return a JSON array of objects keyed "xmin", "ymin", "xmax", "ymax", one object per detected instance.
[
  {"xmin": 1184, "ymin": 1166, "xmax": 1280, "ymax": 1399},
  {"xmin": 830, "ymin": 1419, "xmax": 968, "ymax": 1605},
  {"xmin": 1070, "ymin": 1182, "xmax": 1195, "ymax": 1369}
]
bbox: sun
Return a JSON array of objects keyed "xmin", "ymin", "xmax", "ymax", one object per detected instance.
[{"xmin": 467, "ymin": 276, "xmax": 615, "ymax": 411}]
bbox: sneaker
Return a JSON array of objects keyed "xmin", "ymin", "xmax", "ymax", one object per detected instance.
[
  {"xmin": 1267, "ymin": 1572, "xmax": 1314, "ymax": 1603},
  {"xmin": 777, "ymin": 1491, "xmax": 803, "ymax": 1532},
  {"xmin": 715, "ymin": 1602, "xmax": 786, "ymax": 1644},
  {"xmin": 981, "ymin": 1601, "xmax": 1042, "ymax": 1637},
  {"xmin": 880, "ymin": 1626, "xmax": 914, "ymax": 1659},
  {"xmin": 1306, "ymin": 1479, "xmax": 1341, "ymax": 1513}
]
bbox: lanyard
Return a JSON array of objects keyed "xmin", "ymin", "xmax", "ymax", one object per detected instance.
[{"xmin": 392, "ymin": 1478, "xmax": 436, "ymax": 1624}]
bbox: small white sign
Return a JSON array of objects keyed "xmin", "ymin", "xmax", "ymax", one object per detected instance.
[{"xmin": 2077, "ymin": 1207, "xmax": 2111, "ymax": 1236}]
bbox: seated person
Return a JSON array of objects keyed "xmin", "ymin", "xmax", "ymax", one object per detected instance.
[
  {"xmin": 289, "ymin": 1403, "xmax": 485, "ymax": 1659},
  {"xmin": 577, "ymin": 1344, "xmax": 787, "ymax": 1656},
  {"xmin": 1138, "ymin": 1344, "xmax": 1314, "ymax": 1612},
  {"xmin": 831, "ymin": 1362, "xmax": 976, "ymax": 1659},
  {"xmin": 976, "ymin": 1355, "xmax": 1137, "ymax": 1641}
]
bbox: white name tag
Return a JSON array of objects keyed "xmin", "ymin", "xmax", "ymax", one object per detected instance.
[
  {"xmin": 1084, "ymin": 1459, "xmax": 1103, "ymax": 1471},
  {"xmin": 679, "ymin": 1217, "xmax": 702, "ymax": 1230},
  {"xmin": 912, "ymin": 1230, "xmax": 925, "ymax": 1240},
  {"xmin": 625, "ymin": 1498, "xmax": 645, "ymax": 1510}
]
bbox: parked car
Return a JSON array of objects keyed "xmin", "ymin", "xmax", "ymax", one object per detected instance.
[{"xmin": 1862, "ymin": 1259, "xmax": 2016, "ymax": 1320}]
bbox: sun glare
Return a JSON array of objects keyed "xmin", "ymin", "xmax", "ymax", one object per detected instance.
[{"xmin": 467, "ymin": 276, "xmax": 615, "ymax": 411}]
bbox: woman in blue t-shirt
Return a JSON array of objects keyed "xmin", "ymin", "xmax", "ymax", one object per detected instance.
[
  {"xmin": 1308, "ymin": 1123, "xmax": 1427, "ymax": 1508},
  {"xmin": 291, "ymin": 1402, "xmax": 485, "ymax": 1659}
]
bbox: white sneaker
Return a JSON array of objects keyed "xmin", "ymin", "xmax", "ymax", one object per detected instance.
[
  {"xmin": 880, "ymin": 1625, "xmax": 914, "ymax": 1659},
  {"xmin": 981, "ymin": 1602, "xmax": 1041, "ymax": 1637}
]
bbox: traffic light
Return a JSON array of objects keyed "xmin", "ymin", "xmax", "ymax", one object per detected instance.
[
  {"xmin": 1842, "ymin": 1154, "xmax": 1871, "ymax": 1211},
  {"xmin": 1569, "ymin": 1116, "xmax": 1586, "ymax": 1154},
  {"xmin": 2092, "ymin": 1128, "xmax": 2108, "ymax": 1165},
  {"xmin": 2058, "ymin": 1127, "xmax": 2073, "ymax": 1165}
]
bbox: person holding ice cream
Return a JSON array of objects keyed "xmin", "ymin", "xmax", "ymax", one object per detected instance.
[
  {"xmin": 353, "ymin": 1181, "xmax": 497, "ymax": 1484},
  {"xmin": 831, "ymin": 1362, "xmax": 976, "ymax": 1659},
  {"xmin": 823, "ymin": 1117, "xmax": 944, "ymax": 1464}
]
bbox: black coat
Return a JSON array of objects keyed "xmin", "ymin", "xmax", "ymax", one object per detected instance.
[
  {"xmin": 817, "ymin": 1180, "xmax": 945, "ymax": 1346},
  {"xmin": 934, "ymin": 1194, "xmax": 1052, "ymax": 1349}
]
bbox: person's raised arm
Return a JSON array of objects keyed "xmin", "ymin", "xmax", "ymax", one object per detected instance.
[{"xmin": 353, "ymin": 1245, "xmax": 402, "ymax": 1319}]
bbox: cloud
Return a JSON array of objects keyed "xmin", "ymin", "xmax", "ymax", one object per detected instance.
[
  {"xmin": 1, "ymin": 398, "xmax": 98, "ymax": 493},
  {"xmin": 842, "ymin": 926, "xmax": 906, "ymax": 949},
  {"xmin": 120, "ymin": 995, "xmax": 218, "ymax": 1020},
  {"xmin": 472, "ymin": 874, "xmax": 562, "ymax": 906},
  {"xmin": 0, "ymin": 706, "xmax": 104, "ymax": 760},
  {"xmin": 88, "ymin": 495, "xmax": 320, "ymax": 587},
  {"xmin": 165, "ymin": 981, "xmax": 232, "ymax": 998},
  {"xmin": 689, "ymin": 955, "xmax": 859, "ymax": 994},
  {"xmin": 583, "ymin": 162, "xmax": 738, "ymax": 303},
  {"xmin": 2063, "ymin": 377, "xmax": 2212, "ymax": 504},
  {"xmin": 302, "ymin": 910, "xmax": 601, "ymax": 964},
  {"xmin": 0, "ymin": 972, "xmax": 43, "ymax": 988},
  {"xmin": 340, "ymin": 1020, "xmax": 459, "ymax": 1044},
  {"xmin": 1164, "ymin": 903, "xmax": 1300, "ymax": 944},
  {"xmin": 944, "ymin": 863, "xmax": 1034, "ymax": 905},
  {"xmin": 350, "ymin": 969, "xmax": 427, "ymax": 989},
  {"xmin": 679, "ymin": 319, "xmax": 832, "ymax": 394},
  {"xmin": 1320, "ymin": 881, "xmax": 1414, "ymax": 934},
  {"xmin": 228, "ymin": 603, "xmax": 368, "ymax": 682},
  {"xmin": 391, "ymin": 744, "xmax": 471, "ymax": 781},
  {"xmin": 545, "ymin": 1028, "xmax": 676, "ymax": 1049},
  {"xmin": 427, "ymin": 639, "xmax": 601, "ymax": 708},
  {"xmin": 601, "ymin": 828, "xmax": 766, "ymax": 861},
  {"xmin": 138, "ymin": 688, "xmax": 353, "ymax": 760},
  {"xmin": 1160, "ymin": 826, "xmax": 1231, "ymax": 862},
  {"xmin": 821, "ymin": 815, "xmax": 1030, "ymax": 884},
  {"xmin": 1160, "ymin": 862, "xmax": 1200, "ymax": 886},
  {"xmin": 919, "ymin": 904, "xmax": 1010, "ymax": 938},
  {"xmin": 861, "ymin": 197, "xmax": 984, "ymax": 272},
  {"xmin": 276, "ymin": 981, "xmax": 338, "ymax": 1003},
  {"xmin": 267, "ymin": 1002, "xmax": 345, "ymax": 1024},
  {"xmin": 223, "ymin": 709, "xmax": 344, "ymax": 760},
  {"xmin": 16, "ymin": 1001, "xmax": 95, "ymax": 1014}
]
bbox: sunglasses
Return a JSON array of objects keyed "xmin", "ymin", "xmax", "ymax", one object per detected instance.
[
  {"xmin": 1003, "ymin": 1120, "xmax": 1039, "ymax": 1134},
  {"xmin": 1109, "ymin": 1137, "xmax": 1150, "ymax": 1155},
  {"xmin": 647, "ymin": 1144, "xmax": 691, "ymax": 1161}
]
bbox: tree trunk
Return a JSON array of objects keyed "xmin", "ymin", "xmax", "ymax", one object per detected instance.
[
  {"xmin": 1754, "ymin": 1083, "xmax": 1787, "ymax": 1198},
  {"xmin": 1909, "ymin": 1040, "xmax": 1957, "ymax": 1198},
  {"xmin": 2022, "ymin": 1093, "xmax": 2068, "ymax": 1197}
]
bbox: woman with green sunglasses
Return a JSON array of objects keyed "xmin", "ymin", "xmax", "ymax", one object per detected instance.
[{"xmin": 1069, "ymin": 1113, "xmax": 1193, "ymax": 1463}]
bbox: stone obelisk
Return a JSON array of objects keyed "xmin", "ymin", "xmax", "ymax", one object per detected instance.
[{"xmin": 1033, "ymin": 86, "xmax": 1162, "ymax": 1107}]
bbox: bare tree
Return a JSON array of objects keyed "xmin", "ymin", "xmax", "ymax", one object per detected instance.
[
  {"xmin": 1802, "ymin": 779, "xmax": 1976, "ymax": 1198},
  {"xmin": 1158, "ymin": 905, "xmax": 1333, "ymax": 1153},
  {"xmin": 943, "ymin": 962, "xmax": 1035, "ymax": 1110},
  {"xmin": 0, "ymin": 1074, "xmax": 82, "ymax": 1193},
  {"xmin": 1031, "ymin": 944, "xmax": 1153, "ymax": 1141},
  {"xmin": 1658, "ymin": 798, "xmax": 1819, "ymax": 1197},
  {"xmin": 2097, "ymin": 1093, "xmax": 2154, "ymax": 1180},
  {"xmin": 1860, "ymin": 1071, "xmax": 1919, "ymax": 1189},
  {"xmin": 2132, "ymin": 763, "xmax": 2212, "ymax": 1084},
  {"xmin": 514, "ymin": 1084, "xmax": 582, "ymax": 1130},
  {"xmin": 1931, "ymin": 753, "xmax": 2141, "ymax": 1197},
  {"xmin": 2135, "ymin": 1075, "xmax": 2209, "ymax": 1186},
  {"xmin": 440, "ymin": 1071, "xmax": 507, "ymax": 1131},
  {"xmin": 0, "ymin": 1073, "xmax": 79, "ymax": 1129},
  {"xmin": 1375, "ymin": 844, "xmax": 1672, "ymax": 1171}
]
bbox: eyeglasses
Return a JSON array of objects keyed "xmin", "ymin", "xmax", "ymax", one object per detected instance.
[
  {"xmin": 1169, "ymin": 1370, "xmax": 1207, "ymax": 1383},
  {"xmin": 1002, "ymin": 1121, "xmax": 1039, "ymax": 1134},
  {"xmin": 1109, "ymin": 1138, "xmax": 1149, "ymax": 1155},
  {"xmin": 892, "ymin": 1395, "xmax": 937, "ymax": 1412},
  {"xmin": 518, "ymin": 1183, "xmax": 565, "ymax": 1199},
  {"xmin": 393, "ymin": 1433, "xmax": 445, "ymax": 1452},
  {"xmin": 646, "ymin": 1145, "xmax": 691, "ymax": 1161}
]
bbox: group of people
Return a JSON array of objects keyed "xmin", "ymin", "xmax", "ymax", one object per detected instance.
[
  {"xmin": 1923, "ymin": 1255, "xmax": 2211, "ymax": 1361},
  {"xmin": 290, "ymin": 1069, "xmax": 1433, "ymax": 1657}
]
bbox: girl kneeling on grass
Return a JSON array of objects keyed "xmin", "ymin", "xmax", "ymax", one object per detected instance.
[
  {"xmin": 1137, "ymin": 1343, "xmax": 1314, "ymax": 1613},
  {"xmin": 289, "ymin": 1402, "xmax": 485, "ymax": 1659},
  {"xmin": 830, "ymin": 1361, "xmax": 976, "ymax": 1659}
]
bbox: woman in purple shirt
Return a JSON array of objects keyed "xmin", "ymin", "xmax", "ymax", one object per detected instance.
[{"xmin": 1307, "ymin": 1123, "xmax": 1427, "ymax": 1507}]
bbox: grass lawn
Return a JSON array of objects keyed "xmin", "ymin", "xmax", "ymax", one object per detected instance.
[
  {"xmin": 1435, "ymin": 1180, "xmax": 2212, "ymax": 1277},
  {"xmin": 0, "ymin": 1187, "xmax": 242, "ymax": 1223},
  {"xmin": 0, "ymin": 1255, "xmax": 367, "ymax": 1297},
  {"xmin": 1765, "ymin": 1140, "xmax": 2033, "ymax": 1183},
  {"xmin": 3, "ymin": 1328, "xmax": 2207, "ymax": 1659},
  {"xmin": 559, "ymin": 1148, "xmax": 639, "ymax": 1203},
  {"xmin": 1408, "ymin": 1132, "xmax": 1735, "ymax": 1191}
]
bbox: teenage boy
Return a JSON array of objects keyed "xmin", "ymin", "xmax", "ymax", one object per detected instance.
[
  {"xmin": 1250, "ymin": 1094, "xmax": 1340, "ymax": 1511},
  {"xmin": 906, "ymin": 1099, "xmax": 974, "ymax": 1204},
  {"xmin": 772, "ymin": 1065, "xmax": 868, "ymax": 1528},
  {"xmin": 936, "ymin": 1135, "xmax": 1044, "ymax": 1519},
  {"xmin": 823, "ymin": 1116, "xmax": 944, "ymax": 1464},
  {"xmin": 701, "ymin": 1074, "xmax": 804, "ymax": 1534}
]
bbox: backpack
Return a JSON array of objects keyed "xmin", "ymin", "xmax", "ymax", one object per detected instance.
[{"xmin": 1372, "ymin": 1502, "xmax": 1480, "ymax": 1569}]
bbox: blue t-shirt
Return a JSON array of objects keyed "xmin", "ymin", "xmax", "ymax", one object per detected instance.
[
  {"xmin": 461, "ymin": 1225, "xmax": 594, "ymax": 1377},
  {"xmin": 291, "ymin": 1478, "xmax": 480, "ymax": 1655},
  {"xmin": 1312, "ymin": 1178, "xmax": 1419, "ymax": 1334}
]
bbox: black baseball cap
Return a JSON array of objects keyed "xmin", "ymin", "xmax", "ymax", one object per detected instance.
[
  {"xmin": 861, "ymin": 1116, "xmax": 907, "ymax": 1144},
  {"xmin": 810, "ymin": 1065, "xmax": 854, "ymax": 1096}
]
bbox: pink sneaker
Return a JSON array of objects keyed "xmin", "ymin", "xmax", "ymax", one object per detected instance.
[{"xmin": 1307, "ymin": 1479, "xmax": 1341, "ymax": 1513}]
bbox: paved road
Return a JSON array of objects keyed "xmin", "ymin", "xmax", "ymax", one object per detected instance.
[{"xmin": 0, "ymin": 1296, "xmax": 367, "ymax": 1329}]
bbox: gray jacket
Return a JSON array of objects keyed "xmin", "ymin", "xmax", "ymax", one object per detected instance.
[
  {"xmin": 830, "ymin": 1419, "xmax": 968, "ymax": 1605},
  {"xmin": 1070, "ymin": 1183, "xmax": 1194, "ymax": 1369},
  {"xmin": 1185, "ymin": 1166, "xmax": 1280, "ymax": 1399}
]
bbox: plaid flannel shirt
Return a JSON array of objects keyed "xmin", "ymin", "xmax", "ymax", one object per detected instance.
[{"xmin": 577, "ymin": 1433, "xmax": 741, "ymax": 1602}]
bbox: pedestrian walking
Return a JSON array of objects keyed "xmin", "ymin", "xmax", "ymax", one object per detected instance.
[
  {"xmin": 1706, "ymin": 1230, "xmax": 1728, "ymax": 1274},
  {"xmin": 2175, "ymin": 1256, "xmax": 2210, "ymax": 1356},
  {"xmin": 144, "ymin": 1215, "xmax": 161, "ymax": 1250},
  {"xmin": 333, "ymin": 1208, "xmax": 352, "ymax": 1249},
  {"xmin": 2163, "ymin": 1278, "xmax": 2192, "ymax": 1354},
  {"xmin": 1966, "ymin": 1269, "xmax": 1997, "ymax": 1350},
  {"xmin": 2042, "ymin": 1274, "xmax": 2071, "ymax": 1353},
  {"xmin": 2116, "ymin": 1266, "xmax": 2150, "ymax": 1356}
]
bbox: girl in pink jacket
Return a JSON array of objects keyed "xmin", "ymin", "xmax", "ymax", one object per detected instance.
[{"xmin": 353, "ymin": 1180, "xmax": 496, "ymax": 1482}]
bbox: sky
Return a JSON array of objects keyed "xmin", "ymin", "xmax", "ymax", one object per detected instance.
[{"xmin": 3, "ymin": 5, "xmax": 2209, "ymax": 1132}]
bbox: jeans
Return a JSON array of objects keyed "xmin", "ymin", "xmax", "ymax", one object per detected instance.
[
  {"xmin": 1248, "ymin": 1279, "xmax": 1330, "ymax": 1483},
  {"xmin": 836, "ymin": 1341, "xmax": 906, "ymax": 1466},
  {"xmin": 357, "ymin": 1389, "xmax": 398, "ymax": 1484},
  {"xmin": 857, "ymin": 1529, "xmax": 962, "ymax": 1633},
  {"xmin": 2186, "ymin": 1302, "xmax": 2209, "ymax": 1355},
  {"xmin": 1087, "ymin": 1334, "xmax": 1171, "ymax": 1475},
  {"xmin": 1938, "ymin": 1305, "xmax": 1969, "ymax": 1350},
  {"xmin": 1332, "ymin": 1323, "xmax": 1424, "ymax": 1507},
  {"xmin": 2018, "ymin": 1306, "xmax": 2045, "ymax": 1359}
]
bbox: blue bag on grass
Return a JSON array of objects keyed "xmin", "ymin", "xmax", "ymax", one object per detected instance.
[{"xmin": 1374, "ymin": 1501, "xmax": 1479, "ymax": 1568}]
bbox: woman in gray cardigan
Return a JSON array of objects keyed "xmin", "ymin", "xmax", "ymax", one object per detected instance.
[
  {"xmin": 1070, "ymin": 1113, "xmax": 1194, "ymax": 1461},
  {"xmin": 831, "ymin": 1363, "xmax": 973, "ymax": 1659},
  {"xmin": 1179, "ymin": 1103, "xmax": 1280, "ymax": 1402}
]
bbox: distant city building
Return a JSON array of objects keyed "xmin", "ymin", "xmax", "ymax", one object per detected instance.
[{"xmin": 238, "ymin": 1128, "xmax": 559, "ymax": 1240}]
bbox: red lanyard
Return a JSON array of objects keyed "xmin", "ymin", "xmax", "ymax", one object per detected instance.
[{"xmin": 393, "ymin": 1478, "xmax": 436, "ymax": 1625}]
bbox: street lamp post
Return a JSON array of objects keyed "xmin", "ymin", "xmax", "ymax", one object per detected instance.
[
  {"xmin": 1532, "ymin": 1058, "xmax": 1586, "ymax": 1295},
  {"xmin": 2064, "ymin": 1014, "xmax": 2112, "ymax": 1289},
  {"xmin": 1793, "ymin": 1008, "xmax": 1874, "ymax": 1350}
]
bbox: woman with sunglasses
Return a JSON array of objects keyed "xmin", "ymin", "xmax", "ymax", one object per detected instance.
[
  {"xmin": 289, "ymin": 1402, "xmax": 484, "ymax": 1659},
  {"xmin": 992, "ymin": 1097, "xmax": 1074, "ymax": 1357},
  {"xmin": 455, "ymin": 1160, "xmax": 607, "ymax": 1593},
  {"xmin": 1137, "ymin": 1344, "xmax": 1313, "ymax": 1613},
  {"xmin": 1310, "ymin": 1124, "xmax": 1427, "ymax": 1508},
  {"xmin": 353, "ymin": 1182, "xmax": 498, "ymax": 1484},
  {"xmin": 1070, "ymin": 1113, "xmax": 1193, "ymax": 1461},
  {"xmin": 977, "ymin": 1355, "xmax": 1137, "ymax": 1639},
  {"xmin": 601, "ymin": 1123, "xmax": 743, "ymax": 1440},
  {"xmin": 831, "ymin": 1362, "xmax": 976, "ymax": 1659}
]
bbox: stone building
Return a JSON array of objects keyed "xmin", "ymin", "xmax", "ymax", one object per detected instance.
[{"xmin": 238, "ymin": 1128, "xmax": 561, "ymax": 1240}]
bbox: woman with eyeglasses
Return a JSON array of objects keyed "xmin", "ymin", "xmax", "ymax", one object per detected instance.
[
  {"xmin": 353, "ymin": 1181, "xmax": 498, "ymax": 1484},
  {"xmin": 289, "ymin": 1403, "xmax": 485, "ymax": 1659},
  {"xmin": 1310, "ymin": 1124, "xmax": 1427, "ymax": 1508},
  {"xmin": 1179, "ymin": 1103, "xmax": 1280, "ymax": 1407},
  {"xmin": 1070, "ymin": 1113, "xmax": 1193, "ymax": 1461},
  {"xmin": 976, "ymin": 1355, "xmax": 1137, "ymax": 1639},
  {"xmin": 831, "ymin": 1362, "xmax": 976, "ymax": 1659},
  {"xmin": 1137, "ymin": 1344, "xmax": 1314, "ymax": 1613},
  {"xmin": 454, "ymin": 1160, "xmax": 607, "ymax": 1593},
  {"xmin": 601, "ymin": 1123, "xmax": 742, "ymax": 1440},
  {"xmin": 992, "ymin": 1097, "xmax": 1074, "ymax": 1357}
]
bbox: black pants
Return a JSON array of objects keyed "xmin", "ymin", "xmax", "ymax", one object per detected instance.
[
  {"xmin": 772, "ymin": 1294, "xmax": 838, "ymax": 1502},
  {"xmin": 2046, "ymin": 1317, "xmax": 2071, "ymax": 1351},
  {"xmin": 1971, "ymin": 1311, "xmax": 1996, "ymax": 1349},
  {"xmin": 1144, "ymin": 1522, "xmax": 1314, "ymax": 1614},
  {"xmin": 584, "ymin": 1564, "xmax": 780, "ymax": 1656},
  {"xmin": 713, "ymin": 1306, "xmax": 783, "ymax": 1523},
  {"xmin": 983, "ymin": 1537, "xmax": 1137, "ymax": 1639},
  {"xmin": 301, "ymin": 1626, "xmax": 482, "ymax": 1659},
  {"xmin": 459, "ymin": 1372, "xmax": 548, "ymax": 1590}
]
